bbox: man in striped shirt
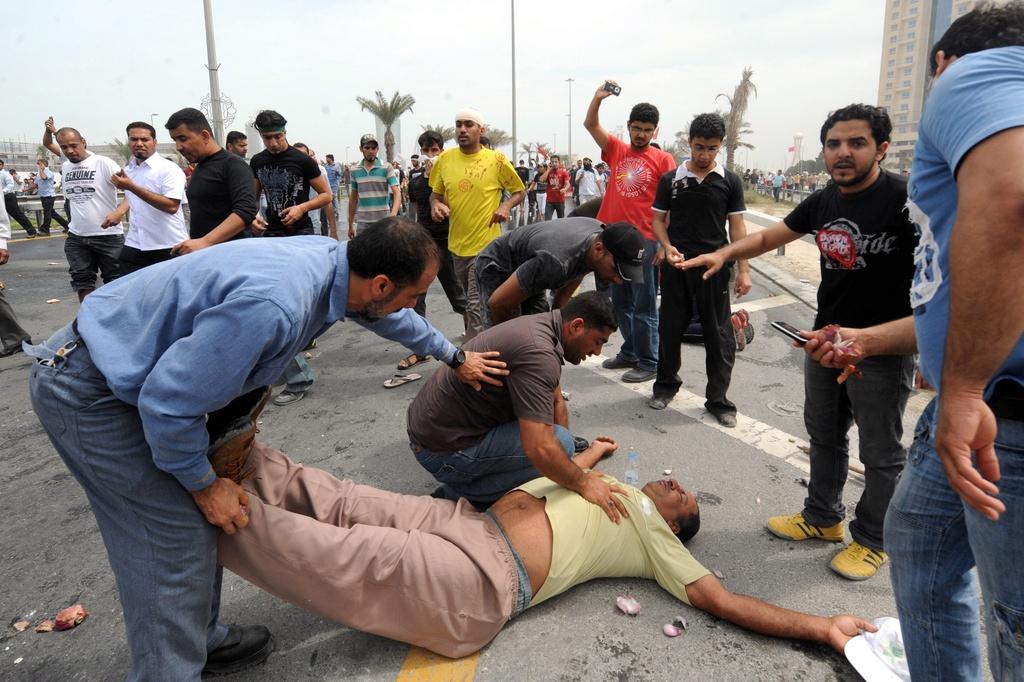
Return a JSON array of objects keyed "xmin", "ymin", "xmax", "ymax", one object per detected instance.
[{"xmin": 347, "ymin": 133, "xmax": 400, "ymax": 238}]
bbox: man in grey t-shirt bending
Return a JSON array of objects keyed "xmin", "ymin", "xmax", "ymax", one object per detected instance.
[
  {"xmin": 408, "ymin": 292, "xmax": 629, "ymax": 521},
  {"xmin": 475, "ymin": 217, "xmax": 645, "ymax": 328}
]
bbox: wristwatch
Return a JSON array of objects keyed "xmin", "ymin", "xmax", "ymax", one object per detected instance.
[{"xmin": 447, "ymin": 347, "xmax": 466, "ymax": 369}]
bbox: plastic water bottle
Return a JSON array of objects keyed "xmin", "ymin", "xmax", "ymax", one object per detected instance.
[{"xmin": 624, "ymin": 448, "xmax": 639, "ymax": 486}]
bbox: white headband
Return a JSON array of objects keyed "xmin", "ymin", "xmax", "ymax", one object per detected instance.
[{"xmin": 454, "ymin": 108, "xmax": 485, "ymax": 127}]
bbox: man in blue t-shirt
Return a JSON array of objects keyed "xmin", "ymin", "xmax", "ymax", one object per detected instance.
[
  {"xmin": 799, "ymin": 6, "xmax": 1024, "ymax": 679},
  {"xmin": 35, "ymin": 158, "xmax": 70, "ymax": 234}
]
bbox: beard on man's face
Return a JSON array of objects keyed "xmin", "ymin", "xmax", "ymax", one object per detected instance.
[{"xmin": 361, "ymin": 289, "xmax": 402, "ymax": 322}]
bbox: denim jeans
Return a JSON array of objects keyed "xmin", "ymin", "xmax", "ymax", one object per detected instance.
[
  {"xmin": 885, "ymin": 398, "xmax": 1024, "ymax": 682},
  {"xmin": 412, "ymin": 421, "xmax": 574, "ymax": 503},
  {"xmin": 802, "ymin": 353, "xmax": 913, "ymax": 549},
  {"xmin": 26, "ymin": 323, "xmax": 228, "ymax": 681},
  {"xmin": 544, "ymin": 201, "xmax": 565, "ymax": 220},
  {"xmin": 64, "ymin": 232, "xmax": 124, "ymax": 291},
  {"xmin": 609, "ymin": 239, "xmax": 660, "ymax": 372},
  {"xmin": 283, "ymin": 353, "xmax": 315, "ymax": 393}
]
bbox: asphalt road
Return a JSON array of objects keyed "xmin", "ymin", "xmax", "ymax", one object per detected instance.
[{"xmin": 0, "ymin": 234, "xmax": 919, "ymax": 681}]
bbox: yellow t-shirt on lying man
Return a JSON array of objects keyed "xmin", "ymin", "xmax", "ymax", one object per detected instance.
[{"xmin": 516, "ymin": 474, "xmax": 711, "ymax": 608}]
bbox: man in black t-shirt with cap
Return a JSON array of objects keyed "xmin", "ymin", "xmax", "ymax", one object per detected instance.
[
  {"xmin": 475, "ymin": 217, "xmax": 645, "ymax": 328},
  {"xmin": 249, "ymin": 109, "xmax": 333, "ymax": 238},
  {"xmin": 248, "ymin": 109, "xmax": 335, "ymax": 406},
  {"xmin": 681, "ymin": 104, "xmax": 918, "ymax": 582}
]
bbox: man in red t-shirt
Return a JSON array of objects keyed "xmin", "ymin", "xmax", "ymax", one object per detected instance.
[
  {"xmin": 584, "ymin": 80, "xmax": 676, "ymax": 382},
  {"xmin": 543, "ymin": 155, "xmax": 571, "ymax": 220}
]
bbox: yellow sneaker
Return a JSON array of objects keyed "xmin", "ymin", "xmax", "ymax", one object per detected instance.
[
  {"xmin": 830, "ymin": 542, "xmax": 887, "ymax": 581},
  {"xmin": 766, "ymin": 512, "xmax": 845, "ymax": 542}
]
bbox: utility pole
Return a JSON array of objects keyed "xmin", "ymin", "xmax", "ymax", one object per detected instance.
[
  {"xmin": 565, "ymin": 77, "xmax": 574, "ymax": 163},
  {"xmin": 202, "ymin": 0, "xmax": 225, "ymax": 144},
  {"xmin": 511, "ymin": 0, "xmax": 517, "ymax": 164}
]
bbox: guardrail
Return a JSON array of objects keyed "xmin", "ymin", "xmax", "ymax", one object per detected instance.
[{"xmin": 9, "ymin": 193, "xmax": 126, "ymax": 230}]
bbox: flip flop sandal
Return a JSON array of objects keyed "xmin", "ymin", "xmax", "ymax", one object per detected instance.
[
  {"xmin": 397, "ymin": 354, "xmax": 432, "ymax": 371},
  {"xmin": 383, "ymin": 372, "xmax": 422, "ymax": 389}
]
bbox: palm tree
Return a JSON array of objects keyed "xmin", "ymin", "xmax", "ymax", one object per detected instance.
[
  {"xmin": 662, "ymin": 130, "xmax": 691, "ymax": 163},
  {"xmin": 486, "ymin": 128, "xmax": 512, "ymax": 150},
  {"xmin": 421, "ymin": 123, "xmax": 455, "ymax": 144},
  {"xmin": 355, "ymin": 90, "xmax": 416, "ymax": 162},
  {"xmin": 716, "ymin": 67, "xmax": 757, "ymax": 171},
  {"xmin": 108, "ymin": 137, "xmax": 133, "ymax": 163}
]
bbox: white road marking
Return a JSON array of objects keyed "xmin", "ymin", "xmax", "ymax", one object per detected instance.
[
  {"xmin": 580, "ymin": 356, "xmax": 814, "ymax": 474},
  {"xmin": 734, "ymin": 294, "xmax": 798, "ymax": 313}
]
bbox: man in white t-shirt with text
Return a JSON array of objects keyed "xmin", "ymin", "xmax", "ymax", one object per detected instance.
[{"xmin": 43, "ymin": 119, "xmax": 125, "ymax": 302}]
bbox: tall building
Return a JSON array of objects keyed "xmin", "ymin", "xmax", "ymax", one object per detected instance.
[{"xmin": 876, "ymin": 0, "xmax": 1008, "ymax": 169}]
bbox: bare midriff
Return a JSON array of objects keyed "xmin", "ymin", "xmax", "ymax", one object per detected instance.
[{"xmin": 490, "ymin": 490, "xmax": 552, "ymax": 596}]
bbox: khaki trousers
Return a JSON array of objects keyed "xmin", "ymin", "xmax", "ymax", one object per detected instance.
[{"xmin": 218, "ymin": 443, "xmax": 518, "ymax": 658}]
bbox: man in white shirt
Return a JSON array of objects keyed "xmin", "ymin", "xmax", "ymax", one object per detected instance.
[
  {"xmin": 110, "ymin": 122, "xmax": 188, "ymax": 275},
  {"xmin": 575, "ymin": 158, "xmax": 601, "ymax": 206},
  {"xmin": 42, "ymin": 121, "xmax": 125, "ymax": 302}
]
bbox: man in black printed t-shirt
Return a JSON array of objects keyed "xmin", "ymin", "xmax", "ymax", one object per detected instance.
[
  {"xmin": 648, "ymin": 113, "xmax": 752, "ymax": 426},
  {"xmin": 248, "ymin": 110, "xmax": 335, "ymax": 407},
  {"xmin": 249, "ymin": 110, "xmax": 333, "ymax": 238},
  {"xmin": 681, "ymin": 104, "xmax": 917, "ymax": 582}
]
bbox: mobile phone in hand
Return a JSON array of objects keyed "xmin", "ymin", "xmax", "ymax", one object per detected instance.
[
  {"xmin": 603, "ymin": 81, "xmax": 621, "ymax": 96},
  {"xmin": 771, "ymin": 321, "xmax": 808, "ymax": 345}
]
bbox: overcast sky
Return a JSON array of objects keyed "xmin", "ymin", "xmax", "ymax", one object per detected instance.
[{"xmin": 3, "ymin": 0, "xmax": 884, "ymax": 170}]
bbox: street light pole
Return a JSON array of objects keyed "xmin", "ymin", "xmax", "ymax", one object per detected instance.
[
  {"xmin": 150, "ymin": 113, "xmax": 159, "ymax": 127},
  {"xmin": 202, "ymin": 0, "xmax": 225, "ymax": 144},
  {"xmin": 553, "ymin": 133, "xmax": 557, "ymax": 155},
  {"xmin": 565, "ymin": 77, "xmax": 574, "ymax": 163},
  {"xmin": 511, "ymin": 0, "xmax": 517, "ymax": 164}
]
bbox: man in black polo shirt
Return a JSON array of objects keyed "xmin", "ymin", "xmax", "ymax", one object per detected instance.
[
  {"xmin": 475, "ymin": 217, "xmax": 644, "ymax": 328},
  {"xmin": 165, "ymin": 108, "xmax": 258, "ymax": 254},
  {"xmin": 648, "ymin": 113, "xmax": 750, "ymax": 427},
  {"xmin": 681, "ymin": 104, "xmax": 917, "ymax": 581},
  {"xmin": 407, "ymin": 130, "xmax": 467, "ymax": 325}
]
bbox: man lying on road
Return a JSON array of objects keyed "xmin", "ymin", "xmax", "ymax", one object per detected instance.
[{"xmin": 219, "ymin": 441, "xmax": 876, "ymax": 660}]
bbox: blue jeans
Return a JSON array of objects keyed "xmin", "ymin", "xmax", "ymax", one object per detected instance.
[
  {"xmin": 412, "ymin": 422, "xmax": 575, "ymax": 503},
  {"xmin": 885, "ymin": 398, "xmax": 1024, "ymax": 681},
  {"xmin": 802, "ymin": 353, "xmax": 913, "ymax": 549},
  {"xmin": 609, "ymin": 239, "xmax": 659, "ymax": 372},
  {"xmin": 26, "ymin": 324, "xmax": 228, "ymax": 681},
  {"xmin": 283, "ymin": 353, "xmax": 315, "ymax": 393}
]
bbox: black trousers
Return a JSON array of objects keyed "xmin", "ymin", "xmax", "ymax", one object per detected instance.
[
  {"xmin": 654, "ymin": 262, "xmax": 736, "ymax": 415},
  {"xmin": 4, "ymin": 193, "xmax": 35, "ymax": 234},
  {"xmin": 118, "ymin": 245, "xmax": 175, "ymax": 276},
  {"xmin": 39, "ymin": 196, "xmax": 70, "ymax": 232},
  {"xmin": 413, "ymin": 233, "xmax": 467, "ymax": 318},
  {"xmin": 0, "ymin": 285, "xmax": 31, "ymax": 353}
]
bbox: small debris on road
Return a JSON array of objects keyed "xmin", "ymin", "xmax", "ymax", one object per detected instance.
[
  {"xmin": 713, "ymin": 569, "xmax": 725, "ymax": 580},
  {"xmin": 663, "ymin": 469, "xmax": 672, "ymax": 476},
  {"xmin": 13, "ymin": 620, "xmax": 30, "ymax": 632},
  {"xmin": 35, "ymin": 620, "xmax": 54, "ymax": 633},
  {"xmin": 615, "ymin": 595, "xmax": 641, "ymax": 616},
  {"xmin": 45, "ymin": 298, "xmax": 60, "ymax": 304},
  {"xmin": 662, "ymin": 623, "xmax": 682, "ymax": 637},
  {"xmin": 54, "ymin": 604, "xmax": 87, "ymax": 631},
  {"xmin": 795, "ymin": 476, "xmax": 809, "ymax": 487}
]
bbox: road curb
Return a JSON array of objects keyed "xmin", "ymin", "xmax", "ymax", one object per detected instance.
[{"xmin": 748, "ymin": 258, "xmax": 818, "ymax": 313}]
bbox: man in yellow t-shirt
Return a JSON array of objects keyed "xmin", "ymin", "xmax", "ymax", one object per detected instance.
[
  {"xmin": 429, "ymin": 108, "xmax": 526, "ymax": 340},
  {"xmin": 220, "ymin": 442, "xmax": 875, "ymax": 660}
]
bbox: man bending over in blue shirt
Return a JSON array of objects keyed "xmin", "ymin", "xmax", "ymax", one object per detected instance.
[{"xmin": 25, "ymin": 217, "xmax": 507, "ymax": 681}]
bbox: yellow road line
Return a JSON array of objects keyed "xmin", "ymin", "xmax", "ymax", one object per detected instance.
[{"xmin": 396, "ymin": 646, "xmax": 478, "ymax": 682}]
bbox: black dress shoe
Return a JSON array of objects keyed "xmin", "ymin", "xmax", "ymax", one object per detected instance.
[
  {"xmin": 202, "ymin": 624, "xmax": 274, "ymax": 677},
  {"xmin": 0, "ymin": 342, "xmax": 28, "ymax": 358}
]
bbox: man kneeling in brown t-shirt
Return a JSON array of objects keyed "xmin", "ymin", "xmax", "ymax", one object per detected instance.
[{"xmin": 407, "ymin": 291, "xmax": 628, "ymax": 522}]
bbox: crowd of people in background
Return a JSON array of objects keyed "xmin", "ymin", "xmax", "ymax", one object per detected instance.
[{"xmin": 0, "ymin": 4, "xmax": 1021, "ymax": 681}]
